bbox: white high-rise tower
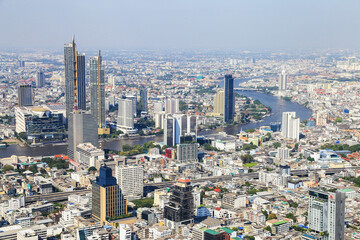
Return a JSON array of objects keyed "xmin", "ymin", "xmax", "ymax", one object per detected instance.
[
  {"xmin": 279, "ymin": 70, "xmax": 287, "ymax": 91},
  {"xmin": 281, "ymin": 112, "xmax": 299, "ymax": 141}
]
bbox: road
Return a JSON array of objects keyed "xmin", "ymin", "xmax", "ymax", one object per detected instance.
[{"xmin": 25, "ymin": 166, "xmax": 360, "ymax": 204}]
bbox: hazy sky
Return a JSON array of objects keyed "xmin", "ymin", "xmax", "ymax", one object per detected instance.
[{"xmin": 1, "ymin": 0, "xmax": 360, "ymax": 51}]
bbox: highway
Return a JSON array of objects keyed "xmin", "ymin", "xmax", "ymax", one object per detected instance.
[
  {"xmin": 25, "ymin": 166, "xmax": 360, "ymax": 204},
  {"xmin": 25, "ymin": 189, "xmax": 91, "ymax": 204}
]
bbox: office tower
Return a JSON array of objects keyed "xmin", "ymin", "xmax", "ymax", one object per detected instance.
[
  {"xmin": 115, "ymin": 165, "xmax": 143, "ymax": 199},
  {"xmin": 177, "ymin": 143, "xmax": 198, "ymax": 163},
  {"xmin": 64, "ymin": 36, "xmax": 86, "ymax": 122},
  {"xmin": 281, "ymin": 112, "xmax": 300, "ymax": 141},
  {"xmin": 164, "ymin": 179, "xmax": 194, "ymax": 231},
  {"xmin": 308, "ymin": 189, "xmax": 346, "ymax": 240},
  {"xmin": 163, "ymin": 114, "xmax": 197, "ymax": 146},
  {"xmin": 36, "ymin": 70, "xmax": 45, "ymax": 88},
  {"xmin": 92, "ymin": 165, "xmax": 127, "ymax": 226},
  {"xmin": 279, "ymin": 70, "xmax": 287, "ymax": 91},
  {"xmin": 117, "ymin": 99, "xmax": 136, "ymax": 134},
  {"xmin": 18, "ymin": 84, "xmax": 33, "ymax": 107},
  {"xmin": 224, "ymin": 74, "xmax": 234, "ymax": 123},
  {"xmin": 214, "ymin": 90, "xmax": 224, "ymax": 116},
  {"xmin": 165, "ymin": 98, "xmax": 179, "ymax": 114},
  {"xmin": 139, "ymin": 87, "xmax": 148, "ymax": 113},
  {"xmin": 67, "ymin": 111, "xmax": 98, "ymax": 160},
  {"xmin": 90, "ymin": 51, "xmax": 109, "ymax": 135}
]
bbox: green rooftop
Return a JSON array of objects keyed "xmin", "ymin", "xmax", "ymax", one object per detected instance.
[
  {"xmin": 221, "ymin": 227, "xmax": 234, "ymax": 234},
  {"xmin": 205, "ymin": 229, "xmax": 220, "ymax": 235},
  {"xmin": 273, "ymin": 220, "xmax": 289, "ymax": 226},
  {"xmin": 338, "ymin": 188, "xmax": 355, "ymax": 193}
]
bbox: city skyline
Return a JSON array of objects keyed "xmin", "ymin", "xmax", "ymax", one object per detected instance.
[{"xmin": 1, "ymin": 0, "xmax": 360, "ymax": 51}]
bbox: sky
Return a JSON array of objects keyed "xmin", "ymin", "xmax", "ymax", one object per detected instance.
[{"xmin": 1, "ymin": 0, "xmax": 360, "ymax": 51}]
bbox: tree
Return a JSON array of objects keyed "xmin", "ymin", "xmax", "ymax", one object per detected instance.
[
  {"xmin": 262, "ymin": 210, "xmax": 269, "ymax": 219},
  {"xmin": 88, "ymin": 167, "xmax": 97, "ymax": 172},
  {"xmin": 267, "ymin": 213, "xmax": 277, "ymax": 220},
  {"xmin": 285, "ymin": 212, "xmax": 297, "ymax": 222},
  {"xmin": 40, "ymin": 168, "xmax": 47, "ymax": 175},
  {"xmin": 2, "ymin": 164, "xmax": 14, "ymax": 173},
  {"xmin": 273, "ymin": 142, "xmax": 281, "ymax": 149},
  {"xmin": 29, "ymin": 165, "xmax": 38, "ymax": 173},
  {"xmin": 246, "ymin": 128, "xmax": 255, "ymax": 133},
  {"xmin": 241, "ymin": 154, "xmax": 254, "ymax": 164},
  {"xmin": 264, "ymin": 226, "xmax": 272, "ymax": 232}
]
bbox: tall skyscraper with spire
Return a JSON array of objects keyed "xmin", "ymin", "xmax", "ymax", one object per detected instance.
[
  {"xmin": 64, "ymin": 36, "xmax": 86, "ymax": 122},
  {"xmin": 65, "ymin": 36, "xmax": 98, "ymax": 159},
  {"xmin": 90, "ymin": 51, "xmax": 109, "ymax": 135}
]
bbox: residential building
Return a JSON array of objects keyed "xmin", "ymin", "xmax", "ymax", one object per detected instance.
[
  {"xmin": 89, "ymin": 51, "xmax": 109, "ymax": 135},
  {"xmin": 213, "ymin": 90, "xmax": 224, "ymax": 116},
  {"xmin": 281, "ymin": 112, "xmax": 300, "ymax": 141},
  {"xmin": 117, "ymin": 99, "xmax": 137, "ymax": 134},
  {"xmin": 115, "ymin": 165, "xmax": 143, "ymax": 199},
  {"xmin": 308, "ymin": 189, "xmax": 346, "ymax": 240},
  {"xmin": 165, "ymin": 98, "xmax": 179, "ymax": 114}
]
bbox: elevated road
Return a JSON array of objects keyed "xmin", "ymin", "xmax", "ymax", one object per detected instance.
[
  {"xmin": 25, "ymin": 167, "xmax": 360, "ymax": 204},
  {"xmin": 25, "ymin": 189, "xmax": 91, "ymax": 204}
]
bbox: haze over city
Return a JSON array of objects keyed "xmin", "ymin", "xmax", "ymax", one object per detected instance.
[{"xmin": 1, "ymin": 0, "xmax": 360, "ymax": 50}]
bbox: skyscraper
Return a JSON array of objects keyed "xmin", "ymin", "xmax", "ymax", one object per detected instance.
[
  {"xmin": 308, "ymin": 189, "xmax": 346, "ymax": 240},
  {"xmin": 36, "ymin": 70, "xmax": 45, "ymax": 88},
  {"xmin": 117, "ymin": 99, "xmax": 136, "ymax": 134},
  {"xmin": 92, "ymin": 165, "xmax": 127, "ymax": 226},
  {"xmin": 67, "ymin": 111, "xmax": 99, "ymax": 160},
  {"xmin": 164, "ymin": 179, "xmax": 194, "ymax": 231},
  {"xmin": 90, "ymin": 51, "xmax": 109, "ymax": 135},
  {"xmin": 224, "ymin": 74, "xmax": 234, "ymax": 123},
  {"xmin": 279, "ymin": 70, "xmax": 287, "ymax": 91},
  {"xmin": 214, "ymin": 90, "xmax": 225, "ymax": 116},
  {"xmin": 139, "ymin": 87, "xmax": 148, "ymax": 113},
  {"xmin": 18, "ymin": 84, "xmax": 33, "ymax": 107},
  {"xmin": 64, "ymin": 36, "xmax": 86, "ymax": 122},
  {"xmin": 65, "ymin": 36, "xmax": 98, "ymax": 160},
  {"xmin": 281, "ymin": 112, "xmax": 300, "ymax": 141},
  {"xmin": 163, "ymin": 114, "xmax": 197, "ymax": 146}
]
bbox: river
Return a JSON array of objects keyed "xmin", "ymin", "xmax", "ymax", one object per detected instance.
[{"xmin": 0, "ymin": 80, "xmax": 312, "ymax": 158}]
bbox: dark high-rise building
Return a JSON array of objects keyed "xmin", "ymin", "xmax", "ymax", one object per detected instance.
[
  {"xmin": 36, "ymin": 70, "xmax": 45, "ymax": 88},
  {"xmin": 139, "ymin": 87, "xmax": 148, "ymax": 113},
  {"xmin": 224, "ymin": 74, "xmax": 234, "ymax": 123},
  {"xmin": 64, "ymin": 36, "xmax": 86, "ymax": 122},
  {"xmin": 164, "ymin": 179, "xmax": 193, "ymax": 231},
  {"xmin": 18, "ymin": 84, "xmax": 33, "ymax": 107},
  {"xmin": 90, "ymin": 51, "xmax": 108, "ymax": 134},
  {"xmin": 92, "ymin": 165, "xmax": 127, "ymax": 226},
  {"xmin": 308, "ymin": 189, "xmax": 346, "ymax": 240}
]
